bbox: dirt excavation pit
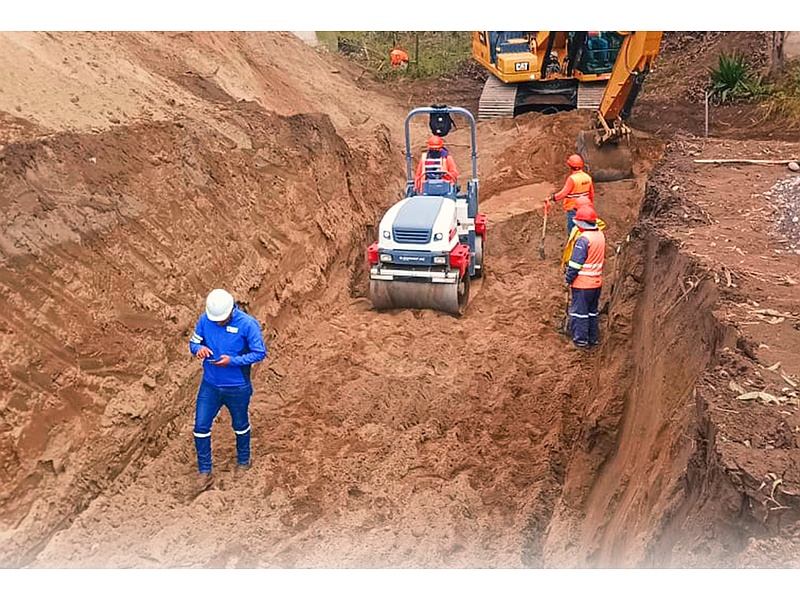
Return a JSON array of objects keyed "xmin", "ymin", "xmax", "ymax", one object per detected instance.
[{"xmin": 2, "ymin": 32, "xmax": 800, "ymax": 569}]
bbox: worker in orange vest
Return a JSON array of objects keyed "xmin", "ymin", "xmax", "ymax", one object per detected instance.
[
  {"xmin": 546, "ymin": 153, "xmax": 595, "ymax": 236},
  {"xmin": 565, "ymin": 205, "xmax": 605, "ymax": 349},
  {"xmin": 414, "ymin": 134, "xmax": 459, "ymax": 193}
]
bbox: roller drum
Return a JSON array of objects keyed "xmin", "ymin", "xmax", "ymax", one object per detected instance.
[{"xmin": 370, "ymin": 276, "xmax": 470, "ymax": 316}]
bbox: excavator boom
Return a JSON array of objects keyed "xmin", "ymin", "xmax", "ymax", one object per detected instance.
[
  {"xmin": 595, "ymin": 31, "xmax": 663, "ymax": 139},
  {"xmin": 578, "ymin": 31, "xmax": 663, "ymax": 181}
]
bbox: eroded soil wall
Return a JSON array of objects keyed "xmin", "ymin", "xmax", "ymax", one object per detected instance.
[
  {"xmin": 540, "ymin": 215, "xmax": 727, "ymax": 566},
  {"xmin": 539, "ymin": 173, "xmax": 800, "ymax": 568},
  {"xmin": 0, "ymin": 107, "xmax": 399, "ymax": 566}
]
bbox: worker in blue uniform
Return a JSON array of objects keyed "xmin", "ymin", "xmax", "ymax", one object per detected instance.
[{"xmin": 189, "ymin": 288, "xmax": 267, "ymax": 492}]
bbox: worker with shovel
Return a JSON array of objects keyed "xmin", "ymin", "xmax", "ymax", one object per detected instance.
[
  {"xmin": 546, "ymin": 153, "xmax": 595, "ymax": 237},
  {"xmin": 565, "ymin": 206, "xmax": 605, "ymax": 349}
]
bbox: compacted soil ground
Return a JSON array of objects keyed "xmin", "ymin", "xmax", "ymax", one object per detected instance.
[{"xmin": 1, "ymin": 31, "xmax": 799, "ymax": 570}]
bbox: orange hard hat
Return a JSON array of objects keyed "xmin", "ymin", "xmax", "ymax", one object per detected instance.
[
  {"xmin": 390, "ymin": 47, "xmax": 409, "ymax": 67},
  {"xmin": 567, "ymin": 154, "xmax": 584, "ymax": 169},
  {"xmin": 427, "ymin": 135, "xmax": 444, "ymax": 150},
  {"xmin": 574, "ymin": 205, "xmax": 598, "ymax": 228}
]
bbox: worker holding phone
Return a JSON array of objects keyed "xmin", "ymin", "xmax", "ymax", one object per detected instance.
[{"xmin": 189, "ymin": 288, "xmax": 267, "ymax": 494}]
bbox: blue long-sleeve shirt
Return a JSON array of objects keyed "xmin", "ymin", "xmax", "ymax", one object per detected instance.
[
  {"xmin": 565, "ymin": 236, "xmax": 590, "ymax": 285},
  {"xmin": 189, "ymin": 306, "xmax": 267, "ymax": 387}
]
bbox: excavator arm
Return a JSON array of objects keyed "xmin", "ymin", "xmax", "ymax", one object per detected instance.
[
  {"xmin": 578, "ymin": 31, "xmax": 662, "ymax": 181},
  {"xmin": 592, "ymin": 31, "xmax": 663, "ymax": 145}
]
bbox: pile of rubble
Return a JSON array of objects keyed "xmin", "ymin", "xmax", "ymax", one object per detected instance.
[{"xmin": 767, "ymin": 172, "xmax": 800, "ymax": 253}]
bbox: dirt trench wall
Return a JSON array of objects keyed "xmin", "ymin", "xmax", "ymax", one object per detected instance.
[
  {"xmin": 539, "ymin": 211, "xmax": 734, "ymax": 567},
  {"xmin": 0, "ymin": 106, "xmax": 398, "ymax": 566},
  {"xmin": 536, "ymin": 165, "xmax": 800, "ymax": 567}
]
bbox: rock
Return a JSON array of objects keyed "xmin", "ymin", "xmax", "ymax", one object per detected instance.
[{"xmin": 788, "ymin": 161, "xmax": 800, "ymax": 171}]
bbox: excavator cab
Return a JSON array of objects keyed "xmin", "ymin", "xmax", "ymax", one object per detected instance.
[{"xmin": 570, "ymin": 31, "xmax": 625, "ymax": 75}]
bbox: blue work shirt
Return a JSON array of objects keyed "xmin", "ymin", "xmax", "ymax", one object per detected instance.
[
  {"xmin": 565, "ymin": 236, "xmax": 590, "ymax": 285},
  {"xmin": 189, "ymin": 306, "xmax": 267, "ymax": 387}
]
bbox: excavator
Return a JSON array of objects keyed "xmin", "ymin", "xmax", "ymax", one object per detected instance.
[
  {"xmin": 473, "ymin": 31, "xmax": 663, "ymax": 181},
  {"xmin": 473, "ymin": 31, "xmax": 627, "ymax": 120}
]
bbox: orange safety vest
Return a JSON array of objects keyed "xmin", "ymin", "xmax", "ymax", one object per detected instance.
[
  {"xmin": 423, "ymin": 153, "xmax": 447, "ymax": 179},
  {"xmin": 564, "ymin": 171, "xmax": 593, "ymax": 212},
  {"xmin": 415, "ymin": 151, "xmax": 457, "ymax": 190},
  {"xmin": 570, "ymin": 229, "xmax": 605, "ymax": 289}
]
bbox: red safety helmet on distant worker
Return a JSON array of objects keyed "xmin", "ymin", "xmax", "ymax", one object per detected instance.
[
  {"xmin": 390, "ymin": 47, "xmax": 410, "ymax": 68},
  {"xmin": 427, "ymin": 135, "xmax": 444, "ymax": 151},
  {"xmin": 574, "ymin": 205, "xmax": 598, "ymax": 229},
  {"xmin": 567, "ymin": 154, "xmax": 584, "ymax": 169}
]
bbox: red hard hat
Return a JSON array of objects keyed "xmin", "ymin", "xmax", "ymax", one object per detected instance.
[
  {"xmin": 567, "ymin": 154, "xmax": 584, "ymax": 169},
  {"xmin": 427, "ymin": 135, "xmax": 444, "ymax": 150},
  {"xmin": 574, "ymin": 205, "xmax": 597, "ymax": 224}
]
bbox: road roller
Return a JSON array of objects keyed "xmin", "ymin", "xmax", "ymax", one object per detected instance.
[{"xmin": 367, "ymin": 105, "xmax": 486, "ymax": 316}]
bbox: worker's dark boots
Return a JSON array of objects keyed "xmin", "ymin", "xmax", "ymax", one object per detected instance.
[
  {"xmin": 235, "ymin": 461, "xmax": 251, "ymax": 475},
  {"xmin": 195, "ymin": 472, "xmax": 214, "ymax": 495}
]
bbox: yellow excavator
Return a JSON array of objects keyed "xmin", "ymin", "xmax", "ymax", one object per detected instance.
[
  {"xmin": 473, "ymin": 31, "xmax": 663, "ymax": 181},
  {"xmin": 472, "ymin": 31, "xmax": 627, "ymax": 119}
]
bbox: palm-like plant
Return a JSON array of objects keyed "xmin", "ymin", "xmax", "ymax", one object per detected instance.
[{"xmin": 709, "ymin": 52, "xmax": 765, "ymax": 103}]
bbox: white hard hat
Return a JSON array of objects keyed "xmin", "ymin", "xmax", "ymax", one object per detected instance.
[{"xmin": 205, "ymin": 289, "xmax": 234, "ymax": 321}]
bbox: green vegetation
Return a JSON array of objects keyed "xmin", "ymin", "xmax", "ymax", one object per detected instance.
[
  {"xmin": 762, "ymin": 59, "xmax": 800, "ymax": 125},
  {"xmin": 708, "ymin": 51, "xmax": 766, "ymax": 104},
  {"xmin": 706, "ymin": 49, "xmax": 800, "ymax": 125},
  {"xmin": 318, "ymin": 31, "xmax": 476, "ymax": 80}
]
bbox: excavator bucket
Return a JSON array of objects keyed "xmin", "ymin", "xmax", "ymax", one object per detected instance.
[{"xmin": 577, "ymin": 130, "xmax": 634, "ymax": 182}]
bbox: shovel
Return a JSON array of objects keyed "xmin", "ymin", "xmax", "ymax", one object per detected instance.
[
  {"xmin": 539, "ymin": 199, "xmax": 549, "ymax": 259},
  {"xmin": 559, "ymin": 287, "xmax": 571, "ymax": 336}
]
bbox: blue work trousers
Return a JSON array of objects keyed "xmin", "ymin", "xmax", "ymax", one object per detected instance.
[
  {"xmin": 193, "ymin": 380, "xmax": 252, "ymax": 473},
  {"xmin": 566, "ymin": 209, "xmax": 576, "ymax": 237},
  {"xmin": 569, "ymin": 287, "xmax": 602, "ymax": 347}
]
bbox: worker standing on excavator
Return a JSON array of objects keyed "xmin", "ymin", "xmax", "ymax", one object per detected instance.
[
  {"xmin": 565, "ymin": 206, "xmax": 605, "ymax": 349},
  {"xmin": 414, "ymin": 134, "xmax": 459, "ymax": 193},
  {"xmin": 547, "ymin": 153, "xmax": 595, "ymax": 236}
]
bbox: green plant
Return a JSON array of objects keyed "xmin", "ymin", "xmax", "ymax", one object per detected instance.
[
  {"xmin": 709, "ymin": 51, "xmax": 766, "ymax": 103},
  {"xmin": 760, "ymin": 60, "xmax": 800, "ymax": 124}
]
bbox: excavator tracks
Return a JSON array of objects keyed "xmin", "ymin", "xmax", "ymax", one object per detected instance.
[
  {"xmin": 576, "ymin": 82, "xmax": 608, "ymax": 110},
  {"xmin": 479, "ymin": 77, "xmax": 608, "ymax": 120},
  {"xmin": 478, "ymin": 75, "xmax": 517, "ymax": 121}
]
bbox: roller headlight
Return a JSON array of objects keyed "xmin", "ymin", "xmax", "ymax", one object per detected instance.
[
  {"xmin": 382, "ymin": 230, "xmax": 391, "ymax": 239},
  {"xmin": 433, "ymin": 232, "xmax": 443, "ymax": 241},
  {"xmin": 380, "ymin": 254, "xmax": 392, "ymax": 263},
  {"xmin": 433, "ymin": 256, "xmax": 446, "ymax": 265}
]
